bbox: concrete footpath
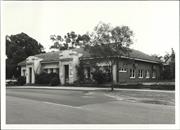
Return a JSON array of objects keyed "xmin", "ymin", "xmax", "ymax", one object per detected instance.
[{"xmin": 7, "ymin": 86, "xmax": 175, "ymax": 93}]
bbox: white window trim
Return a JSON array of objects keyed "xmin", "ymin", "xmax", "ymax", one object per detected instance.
[
  {"xmin": 152, "ymin": 71, "xmax": 156, "ymax": 78},
  {"xmin": 130, "ymin": 69, "xmax": 135, "ymax": 78},
  {"xmin": 145, "ymin": 75, "xmax": 150, "ymax": 79},
  {"xmin": 130, "ymin": 76, "xmax": 135, "ymax": 79},
  {"xmin": 119, "ymin": 68, "xmax": 127, "ymax": 72},
  {"xmin": 152, "ymin": 76, "xmax": 156, "ymax": 79},
  {"xmin": 145, "ymin": 70, "xmax": 150, "ymax": 79},
  {"xmin": 146, "ymin": 76, "xmax": 150, "ymax": 79},
  {"xmin": 119, "ymin": 70, "xmax": 127, "ymax": 72},
  {"xmin": 138, "ymin": 70, "xmax": 143, "ymax": 78}
]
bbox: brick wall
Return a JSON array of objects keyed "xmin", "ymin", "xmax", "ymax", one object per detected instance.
[{"xmin": 117, "ymin": 59, "xmax": 161, "ymax": 83}]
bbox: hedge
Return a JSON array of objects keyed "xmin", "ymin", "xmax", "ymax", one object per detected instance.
[{"xmin": 35, "ymin": 72, "xmax": 60, "ymax": 86}]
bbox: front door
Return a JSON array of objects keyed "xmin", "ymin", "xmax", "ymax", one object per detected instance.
[
  {"xmin": 29, "ymin": 67, "xmax": 32, "ymax": 84},
  {"xmin": 64, "ymin": 65, "xmax": 69, "ymax": 84}
]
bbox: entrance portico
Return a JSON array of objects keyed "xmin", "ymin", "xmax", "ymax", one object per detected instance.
[
  {"xmin": 59, "ymin": 49, "xmax": 82, "ymax": 85},
  {"xmin": 25, "ymin": 56, "xmax": 42, "ymax": 84}
]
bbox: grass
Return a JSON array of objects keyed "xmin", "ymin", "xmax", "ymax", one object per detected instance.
[{"xmin": 103, "ymin": 90, "xmax": 175, "ymax": 106}]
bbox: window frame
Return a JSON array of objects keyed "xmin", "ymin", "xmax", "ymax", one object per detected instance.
[
  {"xmin": 130, "ymin": 69, "xmax": 135, "ymax": 78},
  {"xmin": 145, "ymin": 70, "xmax": 150, "ymax": 79},
  {"xmin": 152, "ymin": 71, "xmax": 156, "ymax": 78},
  {"xmin": 119, "ymin": 67, "xmax": 127, "ymax": 72},
  {"xmin": 138, "ymin": 69, "xmax": 143, "ymax": 78}
]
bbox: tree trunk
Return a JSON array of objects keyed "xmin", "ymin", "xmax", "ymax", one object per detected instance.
[{"xmin": 111, "ymin": 84, "xmax": 114, "ymax": 91}]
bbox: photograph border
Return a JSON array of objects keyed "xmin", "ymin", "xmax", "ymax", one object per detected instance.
[{"xmin": 1, "ymin": 0, "xmax": 180, "ymax": 129}]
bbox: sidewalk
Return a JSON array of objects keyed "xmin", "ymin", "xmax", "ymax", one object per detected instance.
[{"xmin": 7, "ymin": 86, "xmax": 175, "ymax": 93}]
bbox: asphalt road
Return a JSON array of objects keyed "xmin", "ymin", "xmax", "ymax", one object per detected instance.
[{"xmin": 6, "ymin": 88, "xmax": 175, "ymax": 124}]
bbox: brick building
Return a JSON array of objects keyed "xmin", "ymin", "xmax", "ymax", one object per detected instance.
[{"xmin": 18, "ymin": 48, "xmax": 161, "ymax": 85}]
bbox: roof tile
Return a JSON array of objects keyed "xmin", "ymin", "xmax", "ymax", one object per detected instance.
[{"xmin": 18, "ymin": 48, "xmax": 161, "ymax": 66}]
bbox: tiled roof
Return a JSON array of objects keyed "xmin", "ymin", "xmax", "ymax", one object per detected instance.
[
  {"xmin": 127, "ymin": 49, "xmax": 161, "ymax": 63},
  {"xmin": 18, "ymin": 51, "xmax": 61, "ymax": 66},
  {"xmin": 80, "ymin": 48, "xmax": 161, "ymax": 63},
  {"xmin": 35, "ymin": 51, "xmax": 61, "ymax": 63},
  {"xmin": 18, "ymin": 60, "xmax": 26, "ymax": 66},
  {"xmin": 18, "ymin": 47, "xmax": 161, "ymax": 66}
]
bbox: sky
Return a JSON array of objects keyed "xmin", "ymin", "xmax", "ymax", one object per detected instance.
[{"xmin": 2, "ymin": 1, "xmax": 179, "ymax": 56}]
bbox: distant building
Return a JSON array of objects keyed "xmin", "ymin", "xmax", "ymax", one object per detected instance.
[{"xmin": 18, "ymin": 48, "xmax": 161, "ymax": 85}]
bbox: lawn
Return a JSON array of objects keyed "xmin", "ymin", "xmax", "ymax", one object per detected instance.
[{"xmin": 101, "ymin": 90, "xmax": 175, "ymax": 106}]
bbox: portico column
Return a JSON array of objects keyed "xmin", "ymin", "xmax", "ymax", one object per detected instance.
[
  {"xmin": 26, "ymin": 67, "xmax": 29, "ymax": 84},
  {"xmin": 59, "ymin": 61, "xmax": 65, "ymax": 85},
  {"xmin": 32, "ymin": 67, "xmax": 35, "ymax": 84},
  {"xmin": 112, "ymin": 64, "xmax": 117, "ymax": 84}
]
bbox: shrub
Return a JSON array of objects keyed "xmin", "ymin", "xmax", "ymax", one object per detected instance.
[
  {"xmin": 35, "ymin": 72, "xmax": 49, "ymax": 84},
  {"xmin": 150, "ymin": 85, "xmax": 175, "ymax": 90},
  {"xmin": 76, "ymin": 62, "xmax": 85, "ymax": 82},
  {"xmin": 91, "ymin": 69, "xmax": 107, "ymax": 84},
  {"xmin": 17, "ymin": 76, "xmax": 26, "ymax": 85},
  {"xmin": 35, "ymin": 72, "xmax": 60, "ymax": 85},
  {"xmin": 50, "ymin": 77, "xmax": 60, "ymax": 86},
  {"xmin": 118, "ymin": 84, "xmax": 143, "ymax": 89}
]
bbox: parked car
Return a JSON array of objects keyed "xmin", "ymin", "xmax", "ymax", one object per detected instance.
[{"xmin": 6, "ymin": 79, "xmax": 17, "ymax": 86}]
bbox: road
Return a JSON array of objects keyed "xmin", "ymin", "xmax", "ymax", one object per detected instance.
[{"xmin": 6, "ymin": 88, "xmax": 175, "ymax": 124}]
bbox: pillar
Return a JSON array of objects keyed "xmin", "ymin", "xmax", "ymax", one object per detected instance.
[
  {"xmin": 112, "ymin": 64, "xmax": 117, "ymax": 84},
  {"xmin": 26, "ymin": 67, "xmax": 29, "ymax": 84},
  {"xmin": 32, "ymin": 67, "xmax": 35, "ymax": 84}
]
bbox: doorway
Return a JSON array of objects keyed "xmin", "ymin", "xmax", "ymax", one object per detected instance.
[
  {"xmin": 64, "ymin": 65, "xmax": 69, "ymax": 84},
  {"xmin": 29, "ymin": 67, "xmax": 32, "ymax": 84}
]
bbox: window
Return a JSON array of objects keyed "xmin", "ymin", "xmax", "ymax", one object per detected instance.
[
  {"xmin": 152, "ymin": 71, "xmax": 156, "ymax": 78},
  {"xmin": 119, "ymin": 67, "xmax": 127, "ymax": 72},
  {"xmin": 138, "ymin": 69, "xmax": 143, "ymax": 78},
  {"xmin": 145, "ymin": 70, "xmax": 150, "ymax": 78},
  {"xmin": 130, "ymin": 69, "xmax": 135, "ymax": 78}
]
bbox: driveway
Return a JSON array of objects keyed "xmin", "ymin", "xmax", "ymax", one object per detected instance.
[{"xmin": 6, "ymin": 88, "xmax": 175, "ymax": 124}]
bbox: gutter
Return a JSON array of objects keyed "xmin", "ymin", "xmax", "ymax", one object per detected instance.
[
  {"xmin": 40, "ymin": 60, "xmax": 59, "ymax": 64},
  {"xmin": 80, "ymin": 56, "xmax": 160, "ymax": 64}
]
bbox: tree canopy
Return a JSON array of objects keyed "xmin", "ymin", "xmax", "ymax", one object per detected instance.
[
  {"xmin": 6, "ymin": 32, "xmax": 45, "ymax": 78},
  {"xmin": 50, "ymin": 22, "xmax": 134, "ymax": 57},
  {"xmin": 50, "ymin": 31, "xmax": 90, "ymax": 50},
  {"xmin": 85, "ymin": 22, "xmax": 134, "ymax": 57},
  {"xmin": 164, "ymin": 48, "xmax": 175, "ymax": 80},
  {"xmin": 152, "ymin": 48, "xmax": 175, "ymax": 80}
]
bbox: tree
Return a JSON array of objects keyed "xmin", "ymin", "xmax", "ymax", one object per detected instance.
[
  {"xmin": 76, "ymin": 34, "xmax": 91, "ymax": 47},
  {"xmin": 157, "ymin": 48, "xmax": 175, "ymax": 80},
  {"xmin": 6, "ymin": 32, "xmax": 45, "ymax": 79},
  {"xmin": 151, "ymin": 54, "xmax": 163, "ymax": 62},
  {"xmin": 165, "ymin": 48, "xmax": 175, "ymax": 80},
  {"xmin": 85, "ymin": 22, "xmax": 134, "ymax": 90},
  {"xmin": 85, "ymin": 22, "xmax": 134, "ymax": 57},
  {"xmin": 151, "ymin": 48, "xmax": 175, "ymax": 80},
  {"xmin": 50, "ymin": 35, "xmax": 68, "ymax": 50},
  {"xmin": 50, "ymin": 32, "xmax": 91, "ymax": 50}
]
